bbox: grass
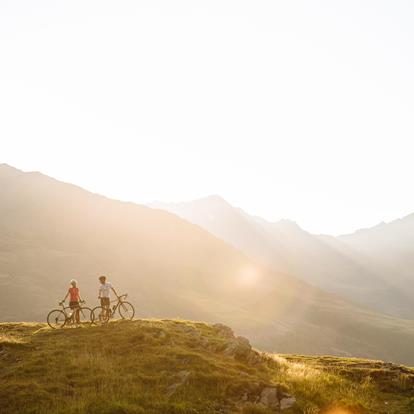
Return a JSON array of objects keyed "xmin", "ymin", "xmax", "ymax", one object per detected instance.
[{"xmin": 0, "ymin": 320, "xmax": 413, "ymax": 414}]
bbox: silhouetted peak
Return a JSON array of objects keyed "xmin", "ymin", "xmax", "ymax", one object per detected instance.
[
  {"xmin": 199, "ymin": 194, "xmax": 229, "ymax": 205},
  {"xmin": 340, "ymin": 221, "xmax": 389, "ymax": 238},
  {"xmin": 151, "ymin": 195, "xmax": 232, "ymax": 211},
  {"xmin": 186, "ymin": 195, "xmax": 234, "ymax": 211},
  {"xmin": 0, "ymin": 163, "xmax": 24, "ymax": 178},
  {"xmin": 0, "ymin": 163, "xmax": 20, "ymax": 171},
  {"xmin": 274, "ymin": 219, "xmax": 302, "ymax": 230}
]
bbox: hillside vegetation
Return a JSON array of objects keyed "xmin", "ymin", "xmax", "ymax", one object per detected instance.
[
  {"xmin": 2, "ymin": 164, "xmax": 414, "ymax": 365},
  {"xmin": 0, "ymin": 320, "xmax": 413, "ymax": 414}
]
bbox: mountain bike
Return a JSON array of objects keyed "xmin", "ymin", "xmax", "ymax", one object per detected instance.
[
  {"xmin": 91, "ymin": 294, "xmax": 135, "ymax": 325},
  {"xmin": 47, "ymin": 301, "xmax": 92, "ymax": 329}
]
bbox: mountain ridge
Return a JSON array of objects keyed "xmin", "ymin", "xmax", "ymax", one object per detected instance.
[
  {"xmin": 1, "ymin": 165, "xmax": 414, "ymax": 365},
  {"xmin": 154, "ymin": 196, "xmax": 414, "ymax": 319}
]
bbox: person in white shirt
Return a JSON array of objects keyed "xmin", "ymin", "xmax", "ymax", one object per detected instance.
[{"xmin": 98, "ymin": 275, "xmax": 119, "ymax": 311}]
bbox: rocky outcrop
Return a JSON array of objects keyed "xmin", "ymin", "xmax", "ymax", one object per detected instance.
[
  {"xmin": 213, "ymin": 323, "xmax": 263, "ymax": 364},
  {"xmin": 258, "ymin": 385, "xmax": 296, "ymax": 411},
  {"xmin": 237, "ymin": 384, "xmax": 296, "ymax": 412},
  {"xmin": 213, "ymin": 323, "xmax": 235, "ymax": 338},
  {"xmin": 166, "ymin": 323, "xmax": 297, "ymax": 410},
  {"xmin": 280, "ymin": 395, "xmax": 296, "ymax": 410},
  {"xmin": 259, "ymin": 386, "xmax": 279, "ymax": 409}
]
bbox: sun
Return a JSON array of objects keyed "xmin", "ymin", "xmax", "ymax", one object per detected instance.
[{"xmin": 238, "ymin": 267, "xmax": 261, "ymax": 286}]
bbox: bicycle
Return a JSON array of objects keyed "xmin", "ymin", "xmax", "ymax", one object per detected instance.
[
  {"xmin": 47, "ymin": 301, "xmax": 92, "ymax": 329},
  {"xmin": 91, "ymin": 294, "xmax": 135, "ymax": 325}
]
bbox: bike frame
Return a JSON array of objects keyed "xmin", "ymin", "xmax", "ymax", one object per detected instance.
[
  {"xmin": 60, "ymin": 302, "xmax": 84, "ymax": 323},
  {"xmin": 102, "ymin": 295, "xmax": 128, "ymax": 319}
]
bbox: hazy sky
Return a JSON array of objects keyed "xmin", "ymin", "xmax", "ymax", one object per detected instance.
[{"xmin": 1, "ymin": 1, "xmax": 414, "ymax": 235}]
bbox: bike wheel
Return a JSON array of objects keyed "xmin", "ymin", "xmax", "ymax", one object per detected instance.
[
  {"xmin": 118, "ymin": 301, "xmax": 135, "ymax": 320},
  {"xmin": 76, "ymin": 307, "xmax": 92, "ymax": 326},
  {"xmin": 91, "ymin": 306, "xmax": 110, "ymax": 325},
  {"xmin": 47, "ymin": 309, "xmax": 67, "ymax": 329}
]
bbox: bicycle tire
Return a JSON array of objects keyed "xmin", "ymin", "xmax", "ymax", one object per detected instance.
[
  {"xmin": 118, "ymin": 301, "xmax": 135, "ymax": 320},
  {"xmin": 47, "ymin": 309, "xmax": 67, "ymax": 329},
  {"xmin": 77, "ymin": 307, "xmax": 92, "ymax": 326},
  {"xmin": 63, "ymin": 306, "xmax": 92, "ymax": 326},
  {"xmin": 91, "ymin": 306, "xmax": 110, "ymax": 325}
]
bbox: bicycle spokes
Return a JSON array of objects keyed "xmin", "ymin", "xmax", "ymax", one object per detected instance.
[
  {"xmin": 118, "ymin": 301, "xmax": 135, "ymax": 320},
  {"xmin": 47, "ymin": 310, "xmax": 66, "ymax": 329}
]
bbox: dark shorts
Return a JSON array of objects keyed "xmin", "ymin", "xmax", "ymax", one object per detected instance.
[
  {"xmin": 69, "ymin": 301, "xmax": 79, "ymax": 309},
  {"xmin": 100, "ymin": 297, "xmax": 110, "ymax": 307}
]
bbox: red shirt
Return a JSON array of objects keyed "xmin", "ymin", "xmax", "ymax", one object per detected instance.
[{"xmin": 69, "ymin": 287, "xmax": 80, "ymax": 302}]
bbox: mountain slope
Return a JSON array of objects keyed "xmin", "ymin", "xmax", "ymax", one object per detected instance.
[
  {"xmin": 338, "ymin": 215, "xmax": 414, "ymax": 303},
  {"xmin": 1, "ymin": 320, "xmax": 414, "ymax": 414},
  {"xmin": 1, "ymin": 164, "xmax": 414, "ymax": 364},
  {"xmin": 154, "ymin": 197, "xmax": 414, "ymax": 318}
]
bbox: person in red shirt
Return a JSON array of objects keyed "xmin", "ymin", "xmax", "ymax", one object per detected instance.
[{"xmin": 61, "ymin": 279, "xmax": 83, "ymax": 323}]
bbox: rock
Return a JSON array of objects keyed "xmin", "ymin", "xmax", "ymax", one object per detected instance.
[
  {"xmin": 157, "ymin": 330, "xmax": 167, "ymax": 339},
  {"xmin": 177, "ymin": 370, "xmax": 190, "ymax": 381},
  {"xmin": 223, "ymin": 336, "xmax": 253, "ymax": 360},
  {"xmin": 280, "ymin": 395, "xmax": 296, "ymax": 410},
  {"xmin": 258, "ymin": 385, "xmax": 296, "ymax": 411},
  {"xmin": 166, "ymin": 382, "xmax": 180, "ymax": 397},
  {"xmin": 181, "ymin": 325, "xmax": 196, "ymax": 334},
  {"xmin": 246, "ymin": 352, "xmax": 264, "ymax": 365},
  {"xmin": 200, "ymin": 337, "xmax": 210, "ymax": 347},
  {"xmin": 213, "ymin": 323, "xmax": 235, "ymax": 338},
  {"xmin": 235, "ymin": 336, "xmax": 251, "ymax": 348},
  {"xmin": 260, "ymin": 387, "xmax": 279, "ymax": 409},
  {"xmin": 166, "ymin": 370, "xmax": 191, "ymax": 397}
]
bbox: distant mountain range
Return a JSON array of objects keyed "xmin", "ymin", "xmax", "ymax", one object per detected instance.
[
  {"xmin": 1, "ymin": 164, "xmax": 414, "ymax": 365},
  {"xmin": 153, "ymin": 196, "xmax": 414, "ymax": 319}
]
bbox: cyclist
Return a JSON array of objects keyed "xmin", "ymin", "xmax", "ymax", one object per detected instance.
[
  {"xmin": 98, "ymin": 275, "xmax": 119, "ymax": 316},
  {"xmin": 60, "ymin": 279, "xmax": 83, "ymax": 323}
]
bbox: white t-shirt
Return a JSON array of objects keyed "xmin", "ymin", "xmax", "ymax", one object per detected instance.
[{"xmin": 99, "ymin": 282, "xmax": 113, "ymax": 298}]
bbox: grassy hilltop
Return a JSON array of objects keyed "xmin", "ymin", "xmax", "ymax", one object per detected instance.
[{"xmin": 0, "ymin": 320, "xmax": 413, "ymax": 414}]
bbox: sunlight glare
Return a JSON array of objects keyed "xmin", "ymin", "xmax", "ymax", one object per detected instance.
[
  {"xmin": 238, "ymin": 267, "xmax": 261, "ymax": 287},
  {"xmin": 324, "ymin": 409, "xmax": 356, "ymax": 414}
]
